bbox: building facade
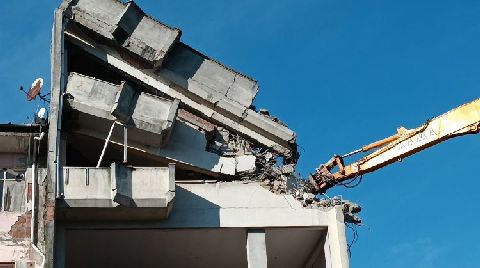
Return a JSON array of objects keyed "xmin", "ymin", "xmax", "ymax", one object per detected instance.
[{"xmin": 0, "ymin": 1, "xmax": 352, "ymax": 267}]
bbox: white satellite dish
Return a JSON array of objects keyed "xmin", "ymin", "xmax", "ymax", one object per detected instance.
[
  {"xmin": 37, "ymin": 107, "xmax": 46, "ymax": 119},
  {"xmin": 31, "ymin": 78, "xmax": 43, "ymax": 89}
]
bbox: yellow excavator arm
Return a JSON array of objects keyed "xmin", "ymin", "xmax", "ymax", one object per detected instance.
[{"xmin": 310, "ymin": 98, "xmax": 480, "ymax": 194}]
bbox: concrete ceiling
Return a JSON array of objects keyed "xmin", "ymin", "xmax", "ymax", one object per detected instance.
[
  {"xmin": 64, "ymin": 227, "xmax": 327, "ymax": 268},
  {"xmin": 65, "ymin": 228, "xmax": 248, "ymax": 268}
]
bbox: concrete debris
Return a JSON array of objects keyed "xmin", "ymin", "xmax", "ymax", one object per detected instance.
[
  {"xmin": 259, "ymin": 109, "xmax": 269, "ymax": 116},
  {"xmin": 295, "ymin": 185, "xmax": 362, "ymax": 224},
  {"xmin": 206, "ymin": 127, "xmax": 253, "ymax": 157},
  {"xmin": 257, "ymin": 108, "xmax": 287, "ymax": 127},
  {"xmin": 62, "ymin": 0, "xmax": 331, "ymax": 217},
  {"xmin": 177, "ymin": 108, "xmax": 215, "ymax": 133},
  {"xmin": 251, "ymin": 149, "xmax": 289, "ymax": 193},
  {"xmin": 235, "ymin": 155, "xmax": 256, "ymax": 173},
  {"xmin": 282, "ymin": 164, "xmax": 296, "ymax": 174},
  {"xmin": 177, "ymin": 107, "xmax": 298, "ymax": 180},
  {"xmin": 307, "ymin": 196, "xmax": 362, "ymax": 224}
]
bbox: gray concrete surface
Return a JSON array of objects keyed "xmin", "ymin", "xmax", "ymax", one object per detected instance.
[
  {"xmin": 159, "ymin": 43, "xmax": 259, "ymax": 108},
  {"xmin": 55, "ymin": 182, "xmax": 349, "ymax": 268},
  {"xmin": 59, "ymin": 163, "xmax": 174, "ymax": 220},
  {"xmin": 71, "ymin": 118, "xmax": 256, "ymax": 176},
  {"xmin": 65, "ymin": 72, "xmax": 179, "ymax": 147},
  {"xmin": 40, "ymin": 2, "xmax": 348, "ymax": 268},
  {"xmin": 64, "ymin": 15, "xmax": 296, "ymax": 156},
  {"xmin": 71, "ymin": 0, "xmax": 180, "ymax": 68},
  {"xmin": 247, "ymin": 229, "xmax": 268, "ymax": 268}
]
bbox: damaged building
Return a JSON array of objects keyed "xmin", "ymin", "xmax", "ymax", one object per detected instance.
[{"xmin": 0, "ymin": 0, "xmax": 356, "ymax": 267}]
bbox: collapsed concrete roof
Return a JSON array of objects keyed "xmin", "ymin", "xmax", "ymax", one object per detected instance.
[{"xmin": 64, "ymin": 0, "xmax": 297, "ymax": 158}]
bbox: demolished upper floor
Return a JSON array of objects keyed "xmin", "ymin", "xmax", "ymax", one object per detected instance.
[
  {"xmin": 63, "ymin": 0, "xmax": 296, "ymax": 153},
  {"xmin": 54, "ymin": 0, "xmax": 299, "ymax": 186}
]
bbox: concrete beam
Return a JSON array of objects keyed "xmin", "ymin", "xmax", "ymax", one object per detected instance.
[
  {"xmin": 159, "ymin": 43, "xmax": 258, "ymax": 108},
  {"xmin": 64, "ymin": 30, "xmax": 296, "ymax": 156},
  {"xmin": 65, "ymin": 72, "xmax": 179, "ymax": 147},
  {"xmin": 70, "ymin": 117, "xmax": 255, "ymax": 176},
  {"xmin": 59, "ymin": 164, "xmax": 175, "ymax": 220},
  {"xmin": 71, "ymin": 0, "xmax": 181, "ymax": 69}
]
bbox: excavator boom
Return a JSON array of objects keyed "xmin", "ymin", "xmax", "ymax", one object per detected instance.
[{"xmin": 311, "ymin": 98, "xmax": 480, "ymax": 194}]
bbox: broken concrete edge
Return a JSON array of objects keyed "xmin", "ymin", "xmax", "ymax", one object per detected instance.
[
  {"xmin": 211, "ymin": 95, "xmax": 296, "ymax": 142},
  {"xmin": 293, "ymin": 181, "xmax": 363, "ymax": 225},
  {"xmin": 175, "ymin": 104, "xmax": 296, "ymax": 159},
  {"xmin": 63, "ymin": 0, "xmax": 290, "ymax": 143},
  {"xmin": 65, "ymin": 72, "xmax": 180, "ymax": 146},
  {"xmin": 55, "ymin": 0, "xmax": 352, "ymax": 214},
  {"xmin": 59, "ymin": 1, "xmax": 301, "ymax": 206},
  {"xmin": 64, "ymin": 1, "xmax": 282, "ymax": 132},
  {"xmin": 161, "ymin": 69, "xmax": 296, "ymax": 149},
  {"xmin": 176, "ymin": 42, "xmax": 259, "ymax": 98},
  {"xmin": 0, "ymin": 210, "xmax": 44, "ymax": 267},
  {"xmin": 67, "ymin": 127, "xmax": 226, "ymax": 179},
  {"xmin": 121, "ymin": 0, "xmax": 182, "ymax": 33},
  {"xmin": 64, "ymin": 89, "xmax": 296, "ymax": 184},
  {"xmin": 63, "ymin": 32, "xmax": 297, "ymax": 157},
  {"xmin": 111, "ymin": 81, "xmax": 138, "ymax": 124},
  {"xmin": 70, "ymin": 0, "xmax": 181, "ymax": 69}
]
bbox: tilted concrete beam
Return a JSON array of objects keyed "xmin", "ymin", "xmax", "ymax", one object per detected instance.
[
  {"xmin": 64, "ymin": 29, "xmax": 296, "ymax": 157},
  {"xmin": 65, "ymin": 72, "xmax": 179, "ymax": 147},
  {"xmin": 71, "ymin": 0, "xmax": 181, "ymax": 69}
]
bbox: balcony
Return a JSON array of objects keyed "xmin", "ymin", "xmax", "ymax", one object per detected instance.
[{"xmin": 57, "ymin": 163, "xmax": 175, "ymax": 220}]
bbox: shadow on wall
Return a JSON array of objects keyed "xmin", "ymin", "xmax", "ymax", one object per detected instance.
[
  {"xmin": 62, "ymin": 186, "xmax": 229, "ymax": 268},
  {"xmin": 161, "ymin": 43, "xmax": 205, "ymax": 88},
  {"xmin": 164, "ymin": 184, "xmax": 221, "ymax": 228},
  {"xmin": 56, "ymin": 183, "xmax": 221, "ymax": 227}
]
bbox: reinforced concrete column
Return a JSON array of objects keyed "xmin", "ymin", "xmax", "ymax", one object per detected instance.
[{"xmin": 247, "ymin": 229, "xmax": 268, "ymax": 268}]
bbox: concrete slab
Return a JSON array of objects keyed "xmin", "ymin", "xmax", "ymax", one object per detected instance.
[
  {"xmin": 71, "ymin": 0, "xmax": 180, "ymax": 68},
  {"xmin": 59, "ymin": 164, "xmax": 175, "ymax": 220},
  {"xmin": 65, "ymin": 72, "xmax": 179, "ymax": 147},
  {"xmin": 64, "ymin": 31, "xmax": 296, "ymax": 155},
  {"xmin": 55, "ymin": 182, "xmax": 350, "ymax": 268},
  {"xmin": 160, "ymin": 43, "xmax": 258, "ymax": 108},
  {"xmin": 236, "ymin": 155, "xmax": 256, "ymax": 173}
]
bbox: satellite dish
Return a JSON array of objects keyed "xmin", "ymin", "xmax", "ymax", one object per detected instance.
[
  {"xmin": 37, "ymin": 107, "xmax": 46, "ymax": 119},
  {"xmin": 34, "ymin": 107, "xmax": 48, "ymax": 125},
  {"xmin": 27, "ymin": 78, "xmax": 43, "ymax": 101}
]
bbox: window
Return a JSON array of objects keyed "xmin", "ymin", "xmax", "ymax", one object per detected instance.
[{"xmin": 0, "ymin": 169, "xmax": 26, "ymax": 212}]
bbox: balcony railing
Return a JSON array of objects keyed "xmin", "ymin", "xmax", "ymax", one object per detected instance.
[{"xmin": 58, "ymin": 163, "xmax": 175, "ymax": 220}]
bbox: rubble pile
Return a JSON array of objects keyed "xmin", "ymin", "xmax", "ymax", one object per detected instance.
[{"xmin": 294, "ymin": 181, "xmax": 363, "ymax": 224}]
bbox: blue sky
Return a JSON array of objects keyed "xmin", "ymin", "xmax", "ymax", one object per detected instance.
[{"xmin": 1, "ymin": 0, "xmax": 480, "ymax": 266}]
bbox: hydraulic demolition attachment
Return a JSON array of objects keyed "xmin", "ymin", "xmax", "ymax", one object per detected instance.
[{"xmin": 308, "ymin": 98, "xmax": 480, "ymax": 194}]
